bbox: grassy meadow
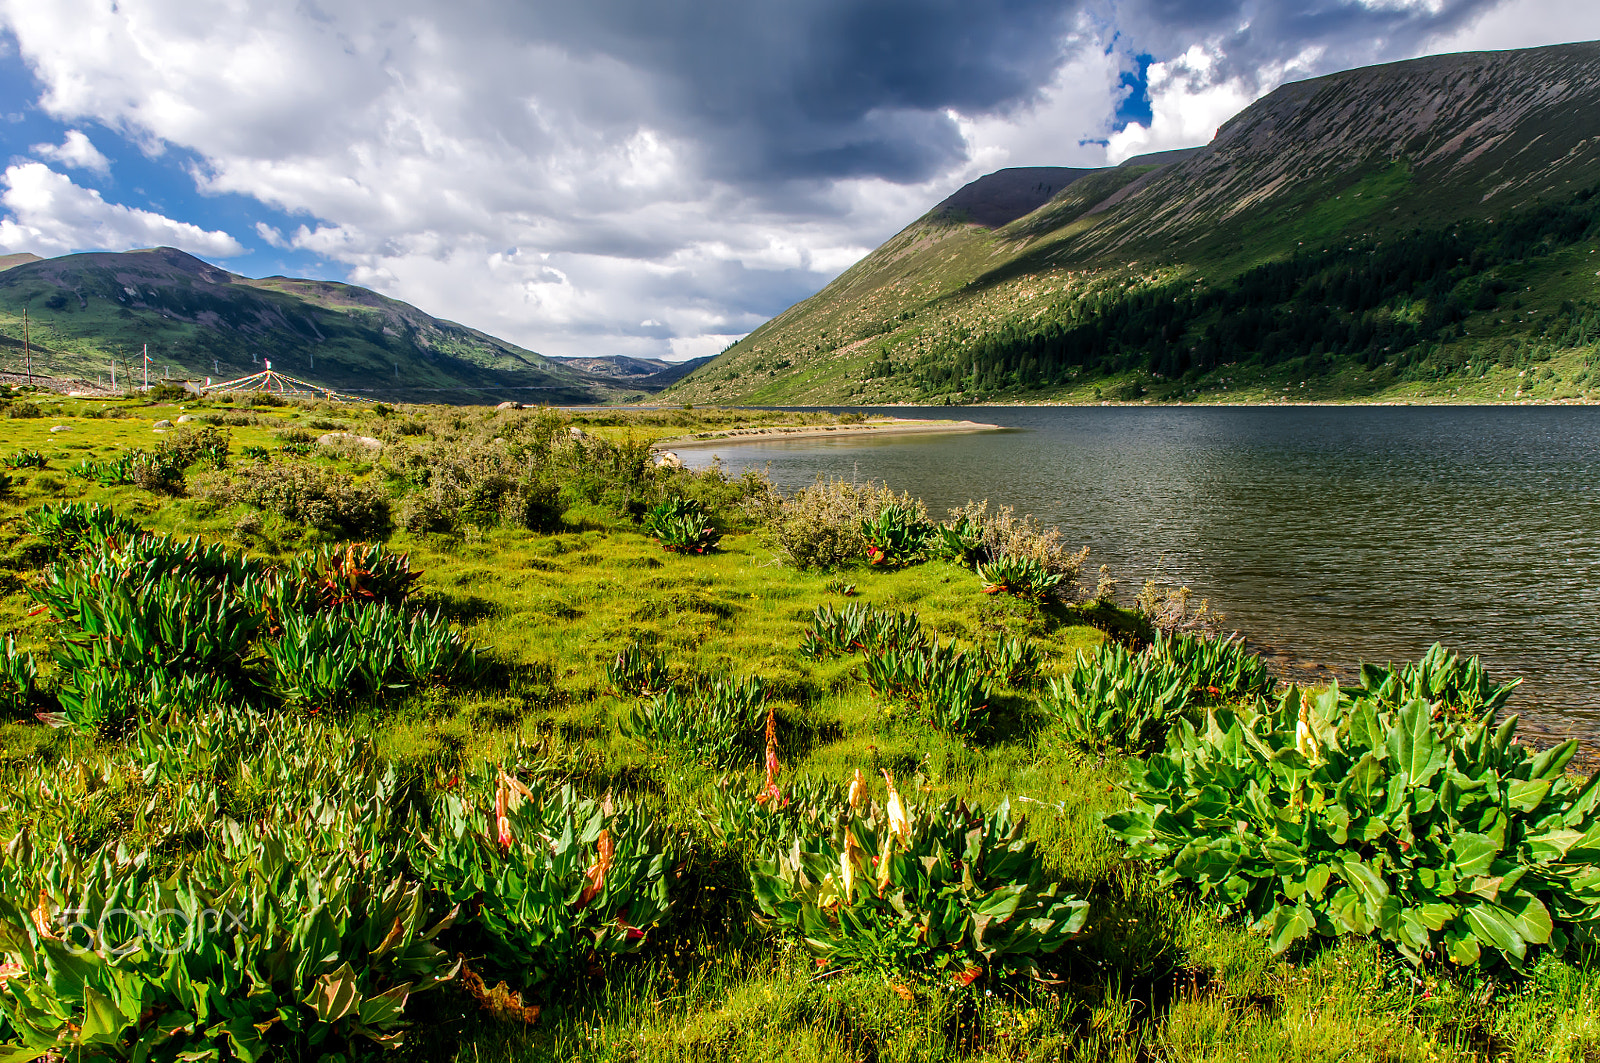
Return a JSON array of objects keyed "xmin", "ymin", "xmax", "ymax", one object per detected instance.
[{"xmin": 0, "ymin": 388, "xmax": 1596, "ymax": 1062}]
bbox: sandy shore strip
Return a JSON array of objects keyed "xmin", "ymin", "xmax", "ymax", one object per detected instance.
[{"xmin": 658, "ymin": 417, "xmax": 1003, "ymax": 449}]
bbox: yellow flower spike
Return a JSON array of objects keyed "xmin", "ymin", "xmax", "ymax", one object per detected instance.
[
  {"xmin": 882, "ymin": 770, "xmax": 909, "ymax": 843},
  {"xmin": 1295, "ymin": 701, "xmax": 1322, "ymax": 762},
  {"xmin": 840, "ymin": 828, "xmax": 862, "ymax": 899},
  {"xmin": 847, "ymin": 768, "xmax": 865, "ymax": 811}
]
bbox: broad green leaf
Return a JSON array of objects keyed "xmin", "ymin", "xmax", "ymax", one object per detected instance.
[
  {"xmin": 1449, "ymin": 833, "xmax": 1499, "ymax": 877},
  {"xmin": 1463, "ymin": 902, "xmax": 1526, "ymax": 962},
  {"xmin": 1387, "ymin": 699, "xmax": 1444, "ymax": 789},
  {"xmin": 1267, "ymin": 903, "xmax": 1315, "ymax": 953},
  {"xmin": 1444, "ymin": 921, "xmax": 1481, "ymax": 966},
  {"xmin": 306, "ymin": 962, "xmax": 360, "ymax": 1023}
]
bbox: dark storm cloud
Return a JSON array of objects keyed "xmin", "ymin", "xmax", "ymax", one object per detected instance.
[
  {"xmin": 1117, "ymin": 0, "xmax": 1507, "ymax": 80},
  {"xmin": 505, "ymin": 0, "xmax": 1083, "ymax": 183}
]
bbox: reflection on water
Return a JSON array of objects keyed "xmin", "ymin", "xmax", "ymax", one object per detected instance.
[{"xmin": 677, "ymin": 405, "xmax": 1600, "ymax": 744}]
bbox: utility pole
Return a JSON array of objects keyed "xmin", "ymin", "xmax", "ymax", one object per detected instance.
[
  {"xmin": 22, "ymin": 307, "xmax": 30, "ymax": 385},
  {"xmin": 111, "ymin": 350, "xmax": 117, "ymax": 390},
  {"xmin": 143, "ymin": 344, "xmax": 150, "ymax": 388}
]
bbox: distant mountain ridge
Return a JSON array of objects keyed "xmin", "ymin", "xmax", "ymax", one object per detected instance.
[
  {"xmin": 0, "ymin": 247, "xmax": 614, "ymax": 403},
  {"xmin": 666, "ymin": 41, "xmax": 1600, "ymax": 406}
]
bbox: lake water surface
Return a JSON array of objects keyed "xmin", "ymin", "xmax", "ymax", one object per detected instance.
[{"xmin": 676, "ymin": 405, "xmax": 1600, "ymax": 744}]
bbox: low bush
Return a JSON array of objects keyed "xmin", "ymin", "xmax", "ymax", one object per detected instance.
[
  {"xmin": 0, "ymin": 637, "xmax": 37, "ymax": 718},
  {"xmin": 0, "ymin": 840, "xmax": 457, "ymax": 1060},
  {"xmin": 213, "ymin": 463, "xmax": 392, "ymax": 539},
  {"xmin": 978, "ymin": 633, "xmax": 1044, "ymax": 688},
  {"xmin": 4, "ymin": 403, "xmax": 42, "ymax": 419},
  {"xmin": 1, "ymin": 451, "xmax": 45, "ymax": 470},
  {"xmin": 264, "ymin": 604, "xmax": 481, "ymax": 711},
  {"xmin": 769, "ymin": 478, "xmax": 925, "ymax": 570},
  {"xmin": 22, "ymin": 503, "xmax": 144, "ymax": 559},
  {"xmin": 750, "ymin": 775, "xmax": 1088, "ymax": 981},
  {"xmin": 1045, "ymin": 641, "xmax": 1191, "ymax": 756},
  {"xmin": 945, "ymin": 501, "xmax": 1089, "ymax": 588},
  {"xmin": 1106, "ymin": 686, "xmax": 1600, "ymax": 969},
  {"xmin": 799, "ymin": 603, "xmax": 925, "ymax": 660},
  {"xmin": 275, "ymin": 541, "xmax": 421, "ymax": 613}
]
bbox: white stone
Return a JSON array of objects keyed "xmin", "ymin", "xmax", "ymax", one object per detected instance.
[
  {"xmin": 49, "ymin": 425, "xmax": 69, "ymax": 433},
  {"xmin": 152, "ymin": 419, "xmax": 172, "ymax": 429},
  {"xmin": 317, "ymin": 431, "xmax": 383, "ymax": 450}
]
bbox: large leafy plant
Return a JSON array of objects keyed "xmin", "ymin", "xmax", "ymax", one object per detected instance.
[
  {"xmin": 860, "ymin": 503, "xmax": 932, "ymax": 568},
  {"xmin": 642, "ymin": 497, "xmax": 720, "ymax": 554},
  {"xmin": 863, "ymin": 639, "xmax": 990, "ymax": 734},
  {"xmin": 976, "ymin": 554, "xmax": 1063, "ymax": 601},
  {"xmin": 1355, "ymin": 642, "xmax": 1519, "ymax": 723},
  {"xmin": 749, "ymin": 775, "xmax": 1088, "ymax": 981},
  {"xmin": 0, "ymin": 835, "xmax": 456, "ymax": 1061},
  {"xmin": 621, "ymin": 675, "xmax": 766, "ymax": 769},
  {"xmin": 411, "ymin": 773, "xmax": 676, "ymax": 991},
  {"xmin": 1105, "ymin": 686, "xmax": 1600, "ymax": 969}
]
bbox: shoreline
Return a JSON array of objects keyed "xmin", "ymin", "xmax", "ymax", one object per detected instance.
[{"xmin": 657, "ymin": 417, "xmax": 1004, "ymax": 448}]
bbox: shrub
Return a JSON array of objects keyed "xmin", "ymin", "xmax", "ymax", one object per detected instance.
[
  {"xmin": 642, "ymin": 496, "xmax": 721, "ymax": 553},
  {"xmin": 945, "ymin": 501, "xmax": 1088, "ymax": 589},
  {"xmin": 978, "ymin": 633, "xmax": 1044, "ymax": 688},
  {"xmin": 128, "ymin": 451, "xmax": 185, "ymax": 494},
  {"xmin": 264, "ymin": 604, "xmax": 481, "ymax": 711},
  {"xmin": 66, "ymin": 454, "xmax": 135, "ymax": 487},
  {"xmin": 769, "ymin": 478, "xmax": 926, "ymax": 570},
  {"xmin": 622, "ymin": 675, "xmax": 766, "ymax": 768},
  {"xmin": 217, "ymin": 463, "xmax": 392, "ymax": 538},
  {"xmin": 412, "ymin": 775, "xmax": 675, "ymax": 989},
  {"xmin": 1355, "ymin": 642, "xmax": 1519, "ymax": 723},
  {"xmin": 799, "ymin": 603, "xmax": 926, "ymax": 660},
  {"xmin": 1106, "ymin": 686, "xmax": 1600, "ymax": 969},
  {"xmin": 1149, "ymin": 632, "xmax": 1276, "ymax": 703},
  {"xmin": 4, "ymin": 403, "xmax": 42, "ymax": 419},
  {"xmin": 750, "ymin": 776, "xmax": 1088, "ymax": 981},
  {"xmin": 155, "ymin": 426, "xmax": 230, "ymax": 470},
  {"xmin": 22, "ymin": 503, "xmax": 144, "ymax": 558}
]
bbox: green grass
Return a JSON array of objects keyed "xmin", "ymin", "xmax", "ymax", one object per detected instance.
[{"xmin": 1, "ymin": 399, "xmax": 1598, "ymax": 1061}]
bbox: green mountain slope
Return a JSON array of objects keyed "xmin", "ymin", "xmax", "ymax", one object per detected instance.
[
  {"xmin": 667, "ymin": 41, "xmax": 1600, "ymax": 405},
  {"xmin": 0, "ymin": 247, "xmax": 611, "ymax": 402}
]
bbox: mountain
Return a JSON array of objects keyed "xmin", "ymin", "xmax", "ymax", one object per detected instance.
[
  {"xmin": 0, "ymin": 247, "xmax": 612, "ymax": 402},
  {"xmin": 666, "ymin": 41, "xmax": 1600, "ymax": 405},
  {"xmin": 544, "ymin": 353, "xmax": 716, "ymax": 390}
]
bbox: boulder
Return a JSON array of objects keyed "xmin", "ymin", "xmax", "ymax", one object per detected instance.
[
  {"xmin": 496, "ymin": 400, "xmax": 525, "ymax": 410},
  {"xmin": 569, "ymin": 427, "xmax": 587, "ymax": 439},
  {"xmin": 653, "ymin": 450, "xmax": 685, "ymax": 470},
  {"xmin": 152, "ymin": 419, "xmax": 172, "ymax": 429},
  {"xmin": 49, "ymin": 425, "xmax": 70, "ymax": 433},
  {"xmin": 317, "ymin": 431, "xmax": 384, "ymax": 450},
  {"xmin": 176, "ymin": 414, "xmax": 196, "ymax": 424}
]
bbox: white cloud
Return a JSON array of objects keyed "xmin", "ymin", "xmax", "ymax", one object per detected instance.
[
  {"xmin": 30, "ymin": 128, "xmax": 110, "ymax": 174},
  {"xmin": 0, "ymin": 162, "xmax": 244, "ymax": 257},
  {"xmin": 1420, "ymin": 0, "xmax": 1600, "ymax": 52}
]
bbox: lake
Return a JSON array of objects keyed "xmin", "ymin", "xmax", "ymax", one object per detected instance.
[{"xmin": 675, "ymin": 405, "xmax": 1600, "ymax": 745}]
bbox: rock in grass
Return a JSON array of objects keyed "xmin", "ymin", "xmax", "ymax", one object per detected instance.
[
  {"xmin": 49, "ymin": 425, "xmax": 69, "ymax": 433},
  {"xmin": 317, "ymin": 431, "xmax": 383, "ymax": 450},
  {"xmin": 496, "ymin": 401, "xmax": 524, "ymax": 410},
  {"xmin": 153, "ymin": 419, "xmax": 172, "ymax": 429}
]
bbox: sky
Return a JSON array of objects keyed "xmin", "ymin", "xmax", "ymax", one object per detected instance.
[{"xmin": 0, "ymin": 1, "xmax": 1597, "ymax": 362}]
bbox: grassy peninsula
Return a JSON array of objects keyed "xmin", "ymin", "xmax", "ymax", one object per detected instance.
[{"xmin": 0, "ymin": 389, "xmax": 1596, "ymax": 1062}]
